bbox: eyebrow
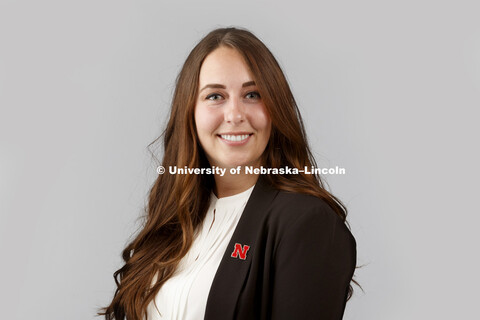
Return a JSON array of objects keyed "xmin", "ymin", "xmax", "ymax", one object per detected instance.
[{"xmin": 199, "ymin": 81, "xmax": 256, "ymax": 93}]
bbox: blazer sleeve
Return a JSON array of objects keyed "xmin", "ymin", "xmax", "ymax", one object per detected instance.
[{"xmin": 270, "ymin": 204, "xmax": 357, "ymax": 320}]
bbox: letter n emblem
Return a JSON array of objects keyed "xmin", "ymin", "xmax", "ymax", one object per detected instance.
[{"xmin": 231, "ymin": 243, "xmax": 250, "ymax": 260}]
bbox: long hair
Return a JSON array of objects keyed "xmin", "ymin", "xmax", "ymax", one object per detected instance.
[{"xmin": 98, "ymin": 27, "xmax": 357, "ymax": 320}]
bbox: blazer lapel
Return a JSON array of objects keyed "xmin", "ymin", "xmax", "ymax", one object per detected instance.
[{"xmin": 204, "ymin": 174, "xmax": 278, "ymax": 319}]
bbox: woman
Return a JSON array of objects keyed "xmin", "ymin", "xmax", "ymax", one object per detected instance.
[{"xmin": 99, "ymin": 27, "xmax": 357, "ymax": 320}]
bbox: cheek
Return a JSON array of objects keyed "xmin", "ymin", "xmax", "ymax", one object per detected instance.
[
  {"xmin": 250, "ymin": 105, "xmax": 271, "ymax": 136},
  {"xmin": 195, "ymin": 105, "xmax": 221, "ymax": 137}
]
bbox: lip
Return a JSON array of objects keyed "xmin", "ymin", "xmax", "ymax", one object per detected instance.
[
  {"xmin": 217, "ymin": 132, "xmax": 253, "ymax": 146},
  {"xmin": 217, "ymin": 131, "xmax": 253, "ymax": 135}
]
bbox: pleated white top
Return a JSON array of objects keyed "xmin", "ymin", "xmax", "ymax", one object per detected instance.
[{"xmin": 146, "ymin": 184, "xmax": 255, "ymax": 320}]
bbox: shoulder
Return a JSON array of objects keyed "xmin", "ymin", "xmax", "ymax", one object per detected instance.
[
  {"xmin": 268, "ymin": 190, "xmax": 341, "ymax": 228},
  {"xmin": 266, "ymin": 189, "xmax": 355, "ymax": 253}
]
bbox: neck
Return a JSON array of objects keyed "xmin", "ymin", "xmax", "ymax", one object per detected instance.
[{"xmin": 213, "ymin": 170, "xmax": 259, "ymax": 198}]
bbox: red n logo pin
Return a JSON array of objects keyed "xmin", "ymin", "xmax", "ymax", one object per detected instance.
[{"xmin": 231, "ymin": 243, "xmax": 250, "ymax": 260}]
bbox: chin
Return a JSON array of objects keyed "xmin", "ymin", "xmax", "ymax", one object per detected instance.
[
  {"xmin": 213, "ymin": 154, "xmax": 262, "ymax": 169},
  {"xmin": 216, "ymin": 161, "xmax": 250, "ymax": 169}
]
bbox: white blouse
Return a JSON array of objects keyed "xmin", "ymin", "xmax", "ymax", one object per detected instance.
[{"xmin": 146, "ymin": 185, "xmax": 255, "ymax": 320}]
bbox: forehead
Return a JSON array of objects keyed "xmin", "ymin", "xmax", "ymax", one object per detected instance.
[{"xmin": 199, "ymin": 47, "xmax": 255, "ymax": 85}]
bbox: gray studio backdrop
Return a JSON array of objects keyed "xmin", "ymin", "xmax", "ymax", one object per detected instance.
[{"xmin": 1, "ymin": 0, "xmax": 479, "ymax": 319}]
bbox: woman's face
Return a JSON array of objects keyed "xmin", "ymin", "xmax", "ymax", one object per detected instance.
[{"xmin": 194, "ymin": 46, "xmax": 271, "ymax": 169}]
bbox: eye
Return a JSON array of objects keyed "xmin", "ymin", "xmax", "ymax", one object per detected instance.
[
  {"xmin": 245, "ymin": 91, "xmax": 261, "ymax": 99},
  {"xmin": 206, "ymin": 93, "xmax": 223, "ymax": 101}
]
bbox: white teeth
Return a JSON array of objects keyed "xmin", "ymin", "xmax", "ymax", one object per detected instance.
[{"xmin": 220, "ymin": 134, "xmax": 250, "ymax": 142}]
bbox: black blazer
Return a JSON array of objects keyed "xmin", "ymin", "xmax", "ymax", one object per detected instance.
[{"xmin": 204, "ymin": 174, "xmax": 356, "ymax": 320}]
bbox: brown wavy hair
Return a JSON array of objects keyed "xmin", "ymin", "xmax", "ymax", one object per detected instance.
[{"xmin": 98, "ymin": 26, "xmax": 357, "ymax": 320}]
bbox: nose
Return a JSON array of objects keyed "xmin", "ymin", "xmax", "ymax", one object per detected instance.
[{"xmin": 224, "ymin": 97, "xmax": 245, "ymax": 124}]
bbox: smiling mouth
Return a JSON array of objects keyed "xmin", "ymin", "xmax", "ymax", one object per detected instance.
[{"xmin": 217, "ymin": 133, "xmax": 253, "ymax": 142}]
